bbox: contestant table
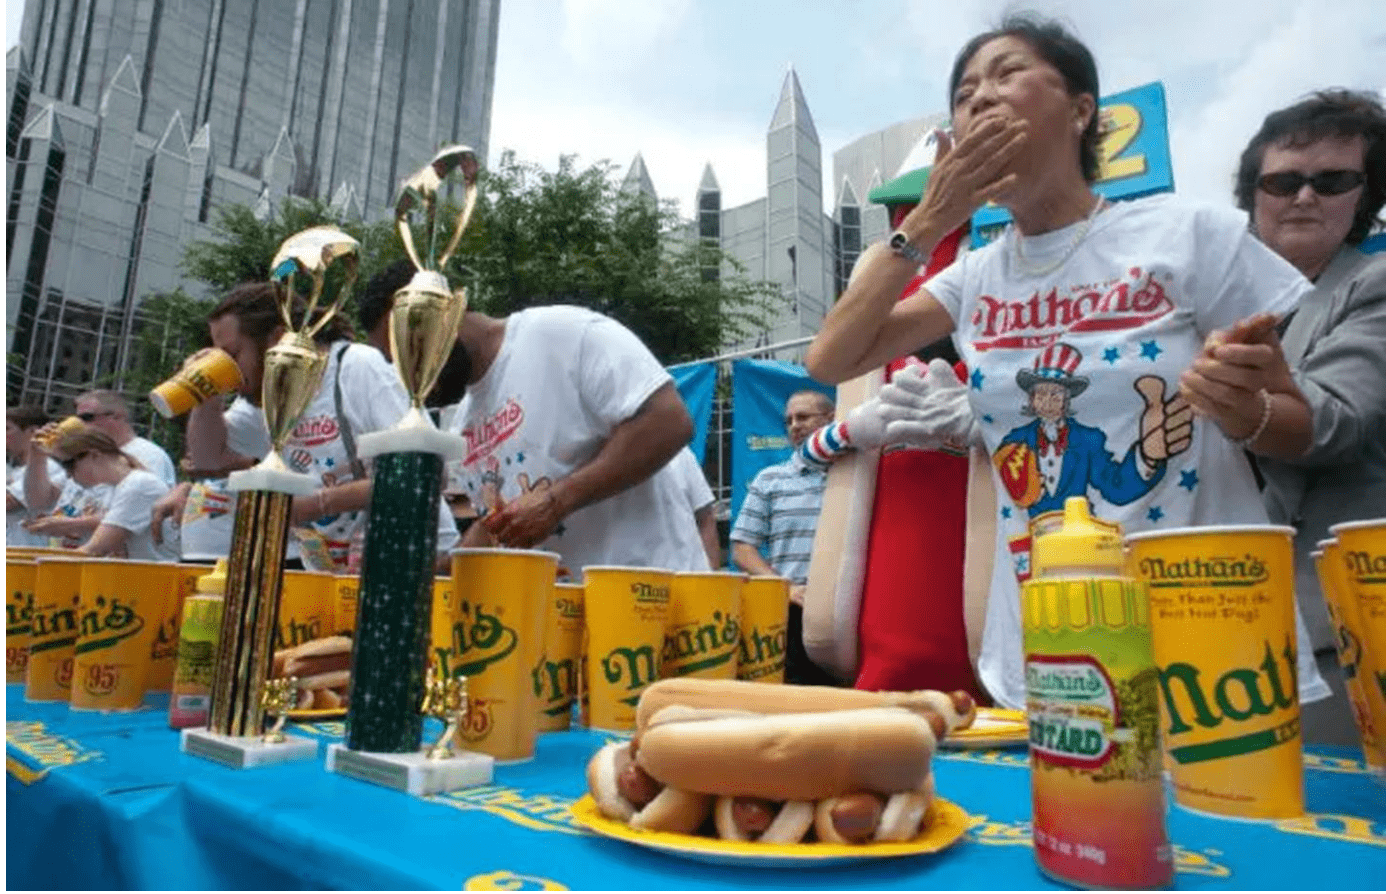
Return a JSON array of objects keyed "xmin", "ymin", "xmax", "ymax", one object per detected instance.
[{"xmin": 6, "ymin": 684, "xmax": 1384, "ymax": 890}]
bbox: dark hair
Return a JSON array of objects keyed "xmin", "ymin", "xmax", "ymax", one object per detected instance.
[
  {"xmin": 6, "ymin": 405, "xmax": 51, "ymax": 430},
  {"xmin": 209, "ymin": 281, "xmax": 354, "ymax": 349},
  {"xmin": 948, "ymin": 15, "xmax": 1101, "ymax": 183},
  {"xmin": 1235, "ymin": 89, "xmax": 1386, "ymax": 246},
  {"xmin": 358, "ymin": 258, "xmax": 418, "ymax": 335}
]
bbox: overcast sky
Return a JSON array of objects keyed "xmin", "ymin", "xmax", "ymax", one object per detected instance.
[{"xmin": 10, "ymin": 1, "xmax": 1385, "ymax": 219}]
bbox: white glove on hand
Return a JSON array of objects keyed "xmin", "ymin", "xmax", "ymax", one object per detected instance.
[
  {"xmin": 840, "ymin": 395, "xmax": 891, "ymax": 450},
  {"xmin": 878, "ymin": 359, "xmax": 979, "ymax": 450}
]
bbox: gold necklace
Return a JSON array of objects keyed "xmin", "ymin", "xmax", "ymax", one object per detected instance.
[{"xmin": 1011, "ymin": 195, "xmax": 1106, "ymax": 278}]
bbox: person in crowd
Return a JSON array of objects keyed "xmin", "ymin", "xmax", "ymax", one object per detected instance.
[
  {"xmin": 670, "ymin": 447, "xmax": 720, "ymax": 569},
  {"xmin": 1185, "ymin": 90, "xmax": 1386, "ymax": 654},
  {"xmin": 72, "ymin": 390, "xmax": 176, "ymax": 487},
  {"xmin": 40, "ymin": 425, "xmax": 177, "ymax": 561},
  {"xmin": 149, "ymin": 388, "xmax": 269, "ymax": 563},
  {"xmin": 21, "ymin": 411, "xmax": 113, "ymax": 548},
  {"xmin": 730, "ymin": 390, "xmax": 837, "ymax": 685},
  {"xmin": 805, "ymin": 14, "xmax": 1328, "ymax": 709},
  {"xmin": 183, "ymin": 281, "xmax": 459, "ymax": 570},
  {"xmin": 438, "ymin": 299, "xmax": 708, "ymax": 576},
  {"xmin": 6, "ymin": 406, "xmax": 68, "ymax": 547}
]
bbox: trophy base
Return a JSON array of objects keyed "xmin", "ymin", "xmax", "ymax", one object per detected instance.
[
  {"xmin": 325, "ymin": 743, "xmax": 493, "ymax": 796},
  {"xmin": 180, "ymin": 729, "xmax": 319, "ymax": 769},
  {"xmin": 227, "ymin": 466, "xmax": 320, "ymax": 495},
  {"xmin": 357, "ymin": 425, "xmax": 467, "ymax": 461}
]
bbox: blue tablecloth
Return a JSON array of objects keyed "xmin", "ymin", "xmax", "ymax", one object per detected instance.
[{"xmin": 6, "ymin": 683, "xmax": 1385, "ymax": 890}]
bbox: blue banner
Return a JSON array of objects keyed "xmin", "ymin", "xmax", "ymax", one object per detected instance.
[
  {"xmin": 729, "ymin": 359, "xmax": 835, "ymax": 523},
  {"xmin": 972, "ymin": 81, "xmax": 1174, "ymax": 246},
  {"xmin": 668, "ymin": 362, "xmax": 716, "ymax": 464}
]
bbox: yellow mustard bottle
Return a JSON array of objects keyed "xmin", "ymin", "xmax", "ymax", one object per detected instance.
[
  {"xmin": 1023, "ymin": 497, "xmax": 1172, "ymax": 889},
  {"xmin": 167, "ymin": 559, "xmax": 227, "ymax": 729}
]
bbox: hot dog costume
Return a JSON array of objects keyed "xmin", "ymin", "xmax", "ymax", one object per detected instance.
[{"xmin": 801, "ymin": 155, "xmax": 996, "ymax": 702}]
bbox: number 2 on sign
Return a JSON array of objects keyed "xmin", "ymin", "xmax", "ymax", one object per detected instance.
[{"xmin": 1098, "ymin": 104, "xmax": 1147, "ymax": 182}]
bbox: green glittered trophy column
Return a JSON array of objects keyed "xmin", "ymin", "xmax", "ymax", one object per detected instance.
[
  {"xmin": 324, "ymin": 146, "xmax": 492, "ymax": 796},
  {"xmin": 182, "ymin": 226, "xmax": 358, "ymax": 769}
]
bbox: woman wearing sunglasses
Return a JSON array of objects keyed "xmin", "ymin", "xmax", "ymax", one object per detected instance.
[
  {"xmin": 42, "ymin": 425, "xmax": 179, "ymax": 562},
  {"xmin": 806, "ymin": 15, "xmax": 1328, "ymax": 710},
  {"xmin": 1189, "ymin": 90, "xmax": 1386, "ymax": 656}
]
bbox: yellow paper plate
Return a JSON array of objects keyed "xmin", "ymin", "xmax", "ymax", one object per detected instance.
[
  {"xmin": 286, "ymin": 707, "xmax": 347, "ymax": 721},
  {"xmin": 941, "ymin": 708, "xmax": 1028, "ymax": 750},
  {"xmin": 570, "ymin": 794, "xmax": 970, "ymax": 868}
]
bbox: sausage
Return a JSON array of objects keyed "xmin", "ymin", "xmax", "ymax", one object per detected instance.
[
  {"xmin": 730, "ymin": 798, "xmax": 778, "ymax": 836},
  {"xmin": 614, "ymin": 747, "xmax": 663, "ymax": 807},
  {"xmin": 827, "ymin": 793, "xmax": 885, "ymax": 843}
]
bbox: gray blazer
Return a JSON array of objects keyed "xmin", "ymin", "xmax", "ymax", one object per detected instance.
[{"xmin": 1262, "ymin": 246, "xmax": 1386, "ymax": 651}]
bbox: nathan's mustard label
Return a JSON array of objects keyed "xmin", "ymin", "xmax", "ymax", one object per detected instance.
[
  {"xmin": 71, "ymin": 560, "xmax": 172, "ymax": 711},
  {"xmin": 581, "ymin": 566, "xmax": 671, "ymax": 731},
  {"xmin": 1024, "ymin": 498, "xmax": 1171, "ymax": 890},
  {"xmin": 169, "ymin": 595, "xmax": 224, "ymax": 728},
  {"xmin": 738, "ymin": 576, "xmax": 789, "ymax": 683},
  {"xmin": 1330, "ymin": 517, "xmax": 1386, "ymax": 780},
  {"xmin": 445, "ymin": 548, "xmax": 558, "ymax": 761},
  {"xmin": 7, "ymin": 559, "xmax": 37, "ymax": 683},
  {"xmin": 27, "ymin": 557, "xmax": 84, "ymax": 703},
  {"xmin": 146, "ymin": 565, "xmax": 201, "ymax": 692},
  {"xmin": 276, "ymin": 570, "xmax": 335, "ymax": 650},
  {"xmin": 662, "ymin": 572, "xmax": 742, "ymax": 680},
  {"xmin": 1128, "ymin": 524, "xmax": 1305, "ymax": 819},
  {"xmin": 535, "ymin": 582, "xmax": 583, "ymax": 732}
]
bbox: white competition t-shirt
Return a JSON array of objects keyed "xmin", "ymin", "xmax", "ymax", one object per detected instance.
[
  {"xmin": 7, "ymin": 459, "xmax": 67, "ymax": 546},
  {"xmin": 123, "ymin": 436, "xmax": 176, "ymax": 487},
  {"xmin": 670, "ymin": 447, "xmax": 715, "ymax": 513},
  {"xmin": 282, "ymin": 341, "xmax": 458, "ymax": 568},
  {"xmin": 926, "ymin": 194, "xmax": 1328, "ymax": 708},
  {"xmin": 180, "ymin": 397, "xmax": 272, "ymax": 560},
  {"xmin": 446, "ymin": 306, "xmax": 709, "ymax": 577},
  {"xmin": 102, "ymin": 469, "xmax": 178, "ymax": 562}
]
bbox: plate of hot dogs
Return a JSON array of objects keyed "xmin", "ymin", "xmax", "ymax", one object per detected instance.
[
  {"xmin": 272, "ymin": 635, "xmax": 353, "ymax": 720},
  {"xmin": 574, "ymin": 680, "xmax": 976, "ymax": 867},
  {"xmin": 938, "ymin": 707, "xmax": 1028, "ymax": 749}
]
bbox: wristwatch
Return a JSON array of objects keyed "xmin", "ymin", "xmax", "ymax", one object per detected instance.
[{"xmin": 888, "ymin": 230, "xmax": 927, "ymax": 265}]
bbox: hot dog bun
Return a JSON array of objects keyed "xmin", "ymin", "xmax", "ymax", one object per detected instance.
[
  {"xmin": 585, "ymin": 741, "xmax": 713, "ymax": 834},
  {"xmin": 636, "ymin": 706, "xmax": 939, "ymax": 801},
  {"xmin": 635, "ymin": 678, "xmax": 977, "ymax": 733},
  {"xmin": 272, "ymin": 635, "xmax": 353, "ymax": 677},
  {"xmin": 713, "ymin": 797, "xmax": 814, "ymax": 843},
  {"xmin": 874, "ymin": 777, "xmax": 935, "ymax": 843}
]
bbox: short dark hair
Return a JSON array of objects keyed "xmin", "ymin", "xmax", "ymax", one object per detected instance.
[
  {"xmin": 6, "ymin": 405, "xmax": 50, "ymax": 430},
  {"xmin": 358, "ymin": 258, "xmax": 418, "ymax": 335},
  {"xmin": 1235, "ymin": 89, "xmax": 1386, "ymax": 246},
  {"xmin": 209, "ymin": 281, "xmax": 353, "ymax": 349},
  {"xmin": 948, "ymin": 15, "xmax": 1101, "ymax": 183}
]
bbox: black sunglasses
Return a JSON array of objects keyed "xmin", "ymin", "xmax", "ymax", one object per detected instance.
[
  {"xmin": 1257, "ymin": 169, "xmax": 1365, "ymax": 198},
  {"xmin": 76, "ymin": 411, "xmax": 113, "ymax": 422}
]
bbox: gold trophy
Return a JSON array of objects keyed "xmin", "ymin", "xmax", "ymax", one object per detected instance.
[
  {"xmin": 183, "ymin": 227, "xmax": 358, "ymax": 770},
  {"xmin": 260, "ymin": 676, "xmax": 297, "ymax": 744},
  {"xmin": 422, "ymin": 663, "xmax": 469, "ymax": 761}
]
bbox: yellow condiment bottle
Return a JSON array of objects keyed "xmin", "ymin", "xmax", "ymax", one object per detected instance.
[
  {"xmin": 167, "ymin": 559, "xmax": 227, "ymax": 729},
  {"xmin": 1023, "ymin": 497, "xmax": 1172, "ymax": 889}
]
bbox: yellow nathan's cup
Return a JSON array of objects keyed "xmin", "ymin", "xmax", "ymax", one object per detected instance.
[
  {"xmin": 581, "ymin": 565, "xmax": 671, "ymax": 731},
  {"xmin": 1127, "ymin": 525, "xmax": 1304, "ymax": 819},
  {"xmin": 446, "ymin": 548, "xmax": 558, "ymax": 762},
  {"xmin": 27, "ymin": 556, "xmax": 84, "ymax": 702},
  {"xmin": 1330, "ymin": 517, "xmax": 1386, "ymax": 781},
  {"xmin": 276, "ymin": 569, "xmax": 335, "ymax": 650},
  {"xmin": 31, "ymin": 415, "xmax": 86, "ymax": 452},
  {"xmin": 737, "ymin": 575, "xmax": 790, "ymax": 683},
  {"xmin": 536, "ymin": 582, "xmax": 584, "ymax": 732},
  {"xmin": 144, "ymin": 564, "xmax": 202, "ymax": 692},
  {"xmin": 7, "ymin": 559, "xmax": 37, "ymax": 683},
  {"xmin": 1313, "ymin": 539, "xmax": 1385, "ymax": 776},
  {"xmin": 663, "ymin": 571, "xmax": 743, "ymax": 680},
  {"xmin": 429, "ymin": 575, "xmax": 454, "ymax": 667},
  {"xmin": 71, "ymin": 559, "xmax": 175, "ymax": 711},
  {"xmin": 149, "ymin": 348, "xmax": 244, "ymax": 418},
  {"xmin": 333, "ymin": 575, "xmax": 360, "ymax": 636}
]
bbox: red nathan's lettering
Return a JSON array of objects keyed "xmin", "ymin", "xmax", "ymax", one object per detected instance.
[
  {"xmin": 463, "ymin": 398, "xmax": 525, "ymax": 465},
  {"xmin": 971, "ymin": 268, "xmax": 1174, "ymax": 351}
]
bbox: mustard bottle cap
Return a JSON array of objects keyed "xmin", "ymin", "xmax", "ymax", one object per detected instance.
[
  {"xmin": 1030, "ymin": 496, "xmax": 1124, "ymax": 577},
  {"xmin": 196, "ymin": 558, "xmax": 229, "ymax": 595}
]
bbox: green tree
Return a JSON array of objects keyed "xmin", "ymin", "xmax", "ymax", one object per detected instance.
[{"xmin": 455, "ymin": 152, "xmax": 776, "ymax": 364}]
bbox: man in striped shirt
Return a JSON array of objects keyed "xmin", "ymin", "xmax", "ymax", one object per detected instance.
[{"xmin": 730, "ymin": 390, "xmax": 837, "ymax": 684}]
